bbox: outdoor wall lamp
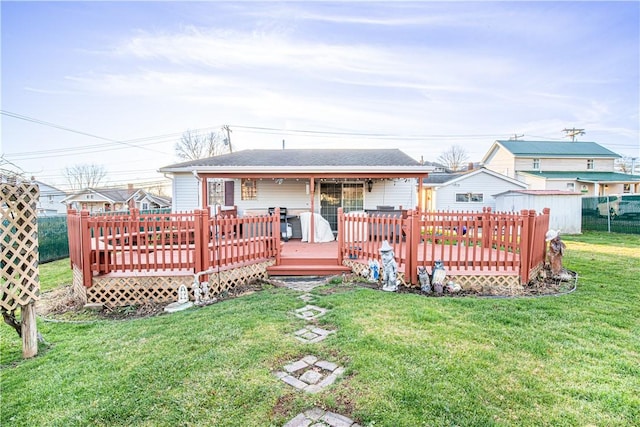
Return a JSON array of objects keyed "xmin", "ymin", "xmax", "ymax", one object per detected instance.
[{"xmin": 367, "ymin": 179, "xmax": 374, "ymax": 192}]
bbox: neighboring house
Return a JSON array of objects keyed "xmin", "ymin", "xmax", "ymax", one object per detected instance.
[
  {"xmin": 482, "ymin": 140, "xmax": 640, "ymax": 196},
  {"xmin": 494, "ymin": 190, "xmax": 583, "ymax": 234},
  {"xmin": 421, "ymin": 167, "xmax": 528, "ymax": 212},
  {"xmin": 34, "ymin": 180, "xmax": 68, "ymax": 215},
  {"xmin": 62, "ymin": 186, "xmax": 171, "ymax": 213},
  {"xmin": 159, "ymin": 148, "xmax": 431, "ymax": 233}
]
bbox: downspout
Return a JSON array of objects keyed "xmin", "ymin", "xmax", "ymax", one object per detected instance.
[
  {"xmin": 192, "ymin": 170, "xmax": 209, "ymax": 212},
  {"xmin": 310, "ymin": 177, "xmax": 316, "ymax": 243}
]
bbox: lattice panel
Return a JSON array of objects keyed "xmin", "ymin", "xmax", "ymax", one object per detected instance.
[
  {"xmin": 72, "ymin": 266, "xmax": 87, "ymax": 305},
  {"xmin": 1, "ymin": 179, "xmax": 40, "ymax": 311},
  {"xmin": 209, "ymin": 261, "xmax": 274, "ymax": 295},
  {"xmin": 456, "ymin": 274, "xmax": 522, "ymax": 294},
  {"xmin": 87, "ymin": 261, "xmax": 274, "ymax": 308},
  {"xmin": 88, "ymin": 276, "xmax": 191, "ymax": 309}
]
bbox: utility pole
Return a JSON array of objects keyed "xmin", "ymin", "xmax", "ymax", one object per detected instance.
[
  {"xmin": 222, "ymin": 125, "xmax": 232, "ymax": 153},
  {"xmin": 562, "ymin": 128, "xmax": 585, "ymax": 141},
  {"xmin": 509, "ymin": 134, "xmax": 524, "ymax": 141}
]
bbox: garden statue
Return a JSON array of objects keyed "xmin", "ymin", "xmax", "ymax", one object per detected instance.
[
  {"xmin": 177, "ymin": 284, "xmax": 189, "ymax": 304},
  {"xmin": 380, "ymin": 240, "xmax": 398, "ymax": 292},
  {"xmin": 163, "ymin": 284, "xmax": 194, "ymax": 313},
  {"xmin": 192, "ymin": 282, "xmax": 202, "ymax": 304},
  {"xmin": 446, "ymin": 280, "xmax": 462, "ymax": 293},
  {"xmin": 369, "ymin": 259, "xmax": 380, "ymax": 282},
  {"xmin": 201, "ymin": 281, "xmax": 210, "ymax": 302},
  {"xmin": 432, "ymin": 260, "xmax": 446, "ymax": 295},
  {"xmin": 418, "ymin": 266, "xmax": 431, "ymax": 293},
  {"xmin": 545, "ymin": 229, "xmax": 566, "ymax": 276}
]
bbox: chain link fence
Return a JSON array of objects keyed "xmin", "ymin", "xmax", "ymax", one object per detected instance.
[{"xmin": 582, "ymin": 195, "xmax": 640, "ymax": 234}]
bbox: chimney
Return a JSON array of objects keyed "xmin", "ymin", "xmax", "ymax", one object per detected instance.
[
  {"xmin": 282, "ymin": 139, "xmax": 285, "ymax": 150},
  {"xmin": 467, "ymin": 162, "xmax": 474, "ymax": 171}
]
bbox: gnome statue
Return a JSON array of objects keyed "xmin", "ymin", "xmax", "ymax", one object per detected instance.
[{"xmin": 380, "ymin": 240, "xmax": 398, "ymax": 292}]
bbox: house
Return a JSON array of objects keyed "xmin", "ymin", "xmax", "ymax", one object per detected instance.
[
  {"xmin": 34, "ymin": 180, "xmax": 68, "ymax": 215},
  {"xmin": 159, "ymin": 148, "xmax": 431, "ymax": 234},
  {"xmin": 62, "ymin": 185, "xmax": 171, "ymax": 213},
  {"xmin": 421, "ymin": 167, "xmax": 528, "ymax": 212},
  {"xmin": 494, "ymin": 190, "xmax": 583, "ymax": 234},
  {"xmin": 482, "ymin": 140, "xmax": 640, "ymax": 196}
]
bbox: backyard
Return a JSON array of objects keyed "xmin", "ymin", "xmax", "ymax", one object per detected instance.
[{"xmin": 1, "ymin": 231, "xmax": 638, "ymax": 426}]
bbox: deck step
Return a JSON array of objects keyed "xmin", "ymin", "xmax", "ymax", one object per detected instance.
[{"xmin": 267, "ymin": 264, "xmax": 351, "ymax": 276}]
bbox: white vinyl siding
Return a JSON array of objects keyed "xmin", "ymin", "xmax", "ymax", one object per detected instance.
[
  {"xmin": 514, "ymin": 157, "xmax": 615, "ymax": 172},
  {"xmin": 172, "ymin": 173, "xmax": 200, "ymax": 212},
  {"xmin": 433, "ymin": 171, "xmax": 526, "ymax": 211}
]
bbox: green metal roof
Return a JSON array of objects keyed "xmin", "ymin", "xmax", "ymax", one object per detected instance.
[
  {"xmin": 519, "ymin": 171, "xmax": 640, "ymax": 182},
  {"xmin": 496, "ymin": 140, "xmax": 620, "ymax": 158}
]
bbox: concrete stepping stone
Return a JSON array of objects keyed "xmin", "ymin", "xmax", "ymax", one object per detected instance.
[
  {"xmin": 274, "ymin": 355, "xmax": 345, "ymax": 394},
  {"xmin": 283, "ymin": 407, "xmax": 361, "ymax": 427},
  {"xmin": 293, "ymin": 326, "xmax": 336, "ymax": 344},
  {"xmin": 299, "ymin": 293, "xmax": 316, "ymax": 303},
  {"xmin": 294, "ymin": 305, "xmax": 328, "ymax": 320}
]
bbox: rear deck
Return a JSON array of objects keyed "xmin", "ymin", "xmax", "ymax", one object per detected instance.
[{"xmin": 67, "ymin": 208, "xmax": 549, "ymax": 307}]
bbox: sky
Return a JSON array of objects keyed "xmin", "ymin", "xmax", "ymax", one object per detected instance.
[{"xmin": 1, "ymin": 1, "xmax": 639, "ymax": 191}]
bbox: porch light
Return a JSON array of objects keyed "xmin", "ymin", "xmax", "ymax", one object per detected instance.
[{"xmin": 367, "ymin": 179, "xmax": 374, "ymax": 192}]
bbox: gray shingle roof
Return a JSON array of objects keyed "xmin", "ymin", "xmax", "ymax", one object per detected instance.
[
  {"xmin": 496, "ymin": 140, "xmax": 620, "ymax": 157},
  {"xmin": 161, "ymin": 149, "xmax": 421, "ymax": 170}
]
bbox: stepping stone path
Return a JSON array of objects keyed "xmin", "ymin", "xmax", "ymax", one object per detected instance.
[
  {"xmin": 283, "ymin": 407, "xmax": 361, "ymax": 427},
  {"xmin": 294, "ymin": 304, "xmax": 328, "ymax": 320},
  {"xmin": 275, "ymin": 355, "xmax": 345, "ymax": 394},
  {"xmin": 294, "ymin": 326, "xmax": 335, "ymax": 344},
  {"xmin": 299, "ymin": 293, "xmax": 316, "ymax": 303},
  {"xmin": 280, "ymin": 278, "xmax": 356, "ymax": 426}
]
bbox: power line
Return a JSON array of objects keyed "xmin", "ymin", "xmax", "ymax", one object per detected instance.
[{"xmin": 1, "ymin": 110, "xmax": 180, "ymax": 156}]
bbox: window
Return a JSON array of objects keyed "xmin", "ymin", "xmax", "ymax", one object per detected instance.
[
  {"xmin": 241, "ymin": 179, "xmax": 257, "ymax": 200},
  {"xmin": 533, "ymin": 158, "xmax": 540, "ymax": 170},
  {"xmin": 587, "ymin": 159, "xmax": 594, "ymax": 169},
  {"xmin": 208, "ymin": 179, "xmax": 224, "ymax": 205},
  {"xmin": 456, "ymin": 193, "xmax": 484, "ymax": 203},
  {"xmin": 623, "ymin": 183, "xmax": 631, "ymax": 194},
  {"xmin": 566, "ymin": 183, "xmax": 575, "ymax": 191}
]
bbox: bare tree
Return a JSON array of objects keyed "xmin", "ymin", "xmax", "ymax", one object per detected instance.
[
  {"xmin": 615, "ymin": 156, "xmax": 635, "ymax": 174},
  {"xmin": 63, "ymin": 163, "xmax": 107, "ymax": 190},
  {"xmin": 175, "ymin": 130, "xmax": 228, "ymax": 161},
  {"xmin": 437, "ymin": 145, "xmax": 470, "ymax": 172}
]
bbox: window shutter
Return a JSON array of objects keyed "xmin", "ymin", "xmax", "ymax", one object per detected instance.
[{"xmin": 225, "ymin": 181, "xmax": 235, "ymax": 206}]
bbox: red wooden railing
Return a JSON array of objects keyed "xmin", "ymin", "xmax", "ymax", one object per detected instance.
[
  {"xmin": 67, "ymin": 208, "xmax": 280, "ymax": 287},
  {"xmin": 339, "ymin": 207, "xmax": 550, "ymax": 285},
  {"xmin": 68, "ymin": 206, "xmax": 548, "ymax": 288}
]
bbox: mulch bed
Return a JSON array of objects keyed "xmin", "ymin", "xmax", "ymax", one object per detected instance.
[{"xmin": 38, "ymin": 268, "xmax": 576, "ymax": 321}]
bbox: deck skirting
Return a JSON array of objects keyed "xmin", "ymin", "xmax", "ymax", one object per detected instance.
[
  {"xmin": 73, "ymin": 261, "xmax": 275, "ymax": 309},
  {"xmin": 343, "ymin": 259, "xmax": 521, "ymax": 293}
]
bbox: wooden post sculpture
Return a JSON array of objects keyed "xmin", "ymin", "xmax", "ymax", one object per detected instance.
[{"xmin": 545, "ymin": 229, "xmax": 566, "ymax": 277}]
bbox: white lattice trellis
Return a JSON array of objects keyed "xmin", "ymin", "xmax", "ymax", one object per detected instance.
[{"xmin": 1, "ymin": 178, "xmax": 40, "ymax": 312}]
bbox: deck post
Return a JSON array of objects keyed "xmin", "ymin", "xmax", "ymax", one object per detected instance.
[
  {"xmin": 194, "ymin": 209, "xmax": 205, "ymax": 273},
  {"xmin": 519, "ymin": 209, "xmax": 536, "ymax": 284},
  {"xmin": 337, "ymin": 208, "xmax": 344, "ymax": 265},
  {"xmin": 80, "ymin": 210, "xmax": 92, "ymax": 288},
  {"xmin": 275, "ymin": 208, "xmax": 282, "ymax": 264},
  {"xmin": 481, "ymin": 207, "xmax": 492, "ymax": 248},
  {"xmin": 407, "ymin": 209, "xmax": 419, "ymax": 286}
]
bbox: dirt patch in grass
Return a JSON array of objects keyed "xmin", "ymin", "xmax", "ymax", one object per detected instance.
[
  {"xmin": 37, "ymin": 280, "xmax": 276, "ymax": 322},
  {"xmin": 335, "ymin": 268, "xmax": 577, "ymax": 298}
]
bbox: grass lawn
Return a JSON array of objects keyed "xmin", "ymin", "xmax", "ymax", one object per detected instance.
[{"xmin": 1, "ymin": 232, "xmax": 639, "ymax": 426}]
